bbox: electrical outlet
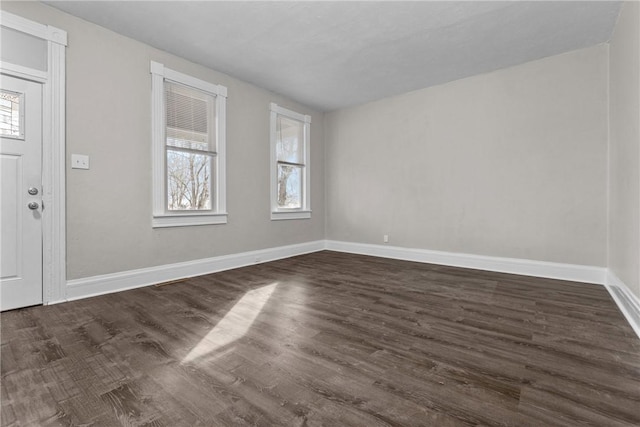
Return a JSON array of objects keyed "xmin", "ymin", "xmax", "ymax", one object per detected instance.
[
  {"xmin": 71, "ymin": 154, "xmax": 90, "ymax": 170},
  {"xmin": 383, "ymin": 234, "xmax": 389, "ymax": 243}
]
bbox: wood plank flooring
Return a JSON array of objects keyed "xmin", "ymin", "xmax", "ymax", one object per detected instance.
[{"xmin": 2, "ymin": 251, "xmax": 640, "ymax": 426}]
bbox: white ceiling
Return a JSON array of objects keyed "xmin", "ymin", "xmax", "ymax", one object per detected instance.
[{"xmin": 44, "ymin": 1, "xmax": 621, "ymax": 112}]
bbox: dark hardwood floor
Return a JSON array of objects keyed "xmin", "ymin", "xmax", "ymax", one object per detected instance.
[{"xmin": 2, "ymin": 251, "xmax": 640, "ymax": 426}]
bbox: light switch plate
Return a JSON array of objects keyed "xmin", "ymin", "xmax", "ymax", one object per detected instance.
[{"xmin": 71, "ymin": 154, "xmax": 89, "ymax": 170}]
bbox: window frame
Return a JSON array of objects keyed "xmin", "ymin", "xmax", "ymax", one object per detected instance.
[
  {"xmin": 270, "ymin": 102, "xmax": 311, "ymax": 220},
  {"xmin": 150, "ymin": 61, "xmax": 227, "ymax": 228}
]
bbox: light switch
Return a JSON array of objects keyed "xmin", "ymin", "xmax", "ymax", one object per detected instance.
[{"xmin": 71, "ymin": 154, "xmax": 89, "ymax": 170}]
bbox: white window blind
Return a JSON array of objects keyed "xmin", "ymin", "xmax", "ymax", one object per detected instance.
[{"xmin": 165, "ymin": 81, "xmax": 214, "ymax": 150}]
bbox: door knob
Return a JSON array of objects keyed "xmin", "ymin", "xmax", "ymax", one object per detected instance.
[
  {"xmin": 28, "ymin": 187, "xmax": 38, "ymax": 195},
  {"xmin": 27, "ymin": 202, "xmax": 39, "ymax": 210}
]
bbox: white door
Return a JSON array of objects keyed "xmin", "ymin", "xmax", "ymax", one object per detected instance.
[{"xmin": 1, "ymin": 74, "xmax": 43, "ymax": 311}]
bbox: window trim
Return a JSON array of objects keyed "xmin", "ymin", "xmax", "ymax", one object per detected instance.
[
  {"xmin": 150, "ymin": 61, "xmax": 228, "ymax": 228},
  {"xmin": 269, "ymin": 102, "xmax": 311, "ymax": 221}
]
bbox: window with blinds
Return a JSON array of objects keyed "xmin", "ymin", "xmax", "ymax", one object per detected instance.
[
  {"xmin": 164, "ymin": 81, "xmax": 216, "ymax": 211},
  {"xmin": 150, "ymin": 61, "xmax": 227, "ymax": 227},
  {"xmin": 275, "ymin": 115, "xmax": 304, "ymax": 209},
  {"xmin": 270, "ymin": 103, "xmax": 311, "ymax": 220}
]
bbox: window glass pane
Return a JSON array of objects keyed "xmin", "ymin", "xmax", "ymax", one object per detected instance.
[
  {"xmin": 167, "ymin": 149, "xmax": 213, "ymax": 211},
  {"xmin": 277, "ymin": 164, "xmax": 302, "ymax": 209},
  {"xmin": 1, "ymin": 27, "xmax": 47, "ymax": 72},
  {"xmin": 0, "ymin": 90, "xmax": 22, "ymax": 138},
  {"xmin": 166, "ymin": 132, "xmax": 210, "ymax": 152},
  {"xmin": 276, "ymin": 116, "xmax": 303, "ymax": 164},
  {"xmin": 165, "ymin": 81, "xmax": 214, "ymax": 152}
]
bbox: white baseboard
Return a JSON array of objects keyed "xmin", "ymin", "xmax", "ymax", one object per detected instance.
[
  {"xmin": 61, "ymin": 238, "xmax": 639, "ymax": 340},
  {"xmin": 605, "ymin": 271, "xmax": 640, "ymax": 340},
  {"xmin": 63, "ymin": 239, "xmax": 606, "ymax": 304},
  {"xmin": 65, "ymin": 240, "xmax": 325, "ymax": 302},
  {"xmin": 325, "ymin": 240, "xmax": 640, "ymax": 340},
  {"xmin": 325, "ymin": 240, "xmax": 607, "ymax": 285}
]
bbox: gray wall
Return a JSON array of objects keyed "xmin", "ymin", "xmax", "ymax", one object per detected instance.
[
  {"xmin": 1, "ymin": 1, "xmax": 325, "ymax": 280},
  {"xmin": 325, "ymin": 45, "xmax": 609, "ymax": 267},
  {"xmin": 609, "ymin": 1, "xmax": 640, "ymax": 298}
]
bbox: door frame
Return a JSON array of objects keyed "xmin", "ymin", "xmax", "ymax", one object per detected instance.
[{"xmin": 1, "ymin": 12, "xmax": 67, "ymax": 305}]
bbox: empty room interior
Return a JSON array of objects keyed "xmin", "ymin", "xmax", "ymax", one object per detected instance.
[{"xmin": 1, "ymin": 1, "xmax": 640, "ymax": 425}]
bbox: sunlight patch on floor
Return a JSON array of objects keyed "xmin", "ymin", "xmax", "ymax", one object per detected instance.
[{"xmin": 181, "ymin": 282, "xmax": 278, "ymax": 363}]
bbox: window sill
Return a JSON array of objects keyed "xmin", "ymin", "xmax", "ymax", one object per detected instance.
[
  {"xmin": 153, "ymin": 213, "xmax": 228, "ymax": 228},
  {"xmin": 271, "ymin": 210, "xmax": 311, "ymax": 221}
]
